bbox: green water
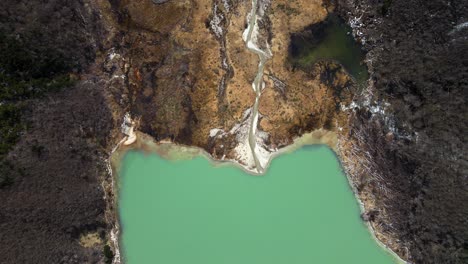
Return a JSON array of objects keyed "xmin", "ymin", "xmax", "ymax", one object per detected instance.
[
  {"xmin": 290, "ymin": 15, "xmax": 369, "ymax": 85},
  {"xmin": 118, "ymin": 145, "xmax": 398, "ymax": 264}
]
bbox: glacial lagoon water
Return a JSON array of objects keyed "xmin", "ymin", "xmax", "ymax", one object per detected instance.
[{"xmin": 118, "ymin": 145, "xmax": 399, "ymax": 264}]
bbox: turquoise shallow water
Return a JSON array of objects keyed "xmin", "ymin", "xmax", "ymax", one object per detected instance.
[{"xmin": 118, "ymin": 145, "xmax": 398, "ymax": 264}]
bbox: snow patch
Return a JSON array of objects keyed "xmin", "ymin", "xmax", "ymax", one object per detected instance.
[
  {"xmin": 110, "ymin": 229, "xmax": 121, "ymax": 264},
  {"xmin": 209, "ymin": 128, "xmax": 224, "ymax": 137},
  {"xmin": 121, "ymin": 113, "xmax": 137, "ymax": 145},
  {"xmin": 210, "ymin": 4, "xmax": 224, "ymax": 38},
  {"xmin": 108, "ymin": 51, "xmax": 121, "ymax": 61},
  {"xmin": 110, "ymin": 74, "xmax": 126, "ymax": 81},
  {"xmin": 341, "ymin": 97, "xmax": 414, "ymax": 140},
  {"xmin": 349, "ymin": 16, "xmax": 366, "ymax": 44},
  {"xmin": 232, "ymin": 110, "xmax": 256, "ymax": 169},
  {"xmin": 222, "ymin": 0, "xmax": 230, "ymax": 12},
  {"xmin": 255, "ymin": 129, "xmax": 273, "ymax": 168},
  {"xmin": 450, "ymin": 21, "xmax": 468, "ymax": 34}
]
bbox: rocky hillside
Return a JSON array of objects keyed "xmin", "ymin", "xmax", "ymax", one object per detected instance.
[
  {"xmin": 0, "ymin": 0, "xmax": 114, "ymax": 263},
  {"xmin": 335, "ymin": 0, "xmax": 468, "ymax": 263}
]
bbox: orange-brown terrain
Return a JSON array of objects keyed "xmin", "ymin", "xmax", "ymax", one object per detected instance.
[
  {"xmin": 98, "ymin": 0, "xmax": 355, "ymax": 157},
  {"xmin": 97, "ymin": 1, "xmax": 468, "ymax": 263},
  {"xmin": 1, "ymin": 0, "xmax": 466, "ymax": 263},
  {"xmin": 95, "ymin": 0, "xmax": 400, "ymax": 261}
]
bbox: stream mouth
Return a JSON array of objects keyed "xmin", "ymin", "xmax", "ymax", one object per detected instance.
[{"xmin": 289, "ymin": 14, "xmax": 369, "ymax": 86}]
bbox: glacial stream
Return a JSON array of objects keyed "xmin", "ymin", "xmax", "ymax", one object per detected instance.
[{"xmin": 243, "ymin": 0, "xmax": 269, "ymax": 173}]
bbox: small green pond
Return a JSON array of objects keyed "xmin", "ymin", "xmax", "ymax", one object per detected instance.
[
  {"xmin": 289, "ymin": 14, "xmax": 369, "ymax": 85},
  {"xmin": 118, "ymin": 145, "xmax": 399, "ymax": 264}
]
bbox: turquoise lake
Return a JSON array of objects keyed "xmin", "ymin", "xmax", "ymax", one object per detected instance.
[{"xmin": 118, "ymin": 145, "xmax": 399, "ymax": 264}]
